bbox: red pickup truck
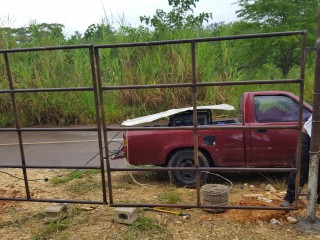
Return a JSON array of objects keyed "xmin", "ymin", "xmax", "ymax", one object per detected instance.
[{"xmin": 120, "ymin": 91, "xmax": 312, "ymax": 187}]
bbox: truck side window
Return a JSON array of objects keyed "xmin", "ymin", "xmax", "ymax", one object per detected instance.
[{"xmin": 254, "ymin": 95, "xmax": 311, "ymax": 122}]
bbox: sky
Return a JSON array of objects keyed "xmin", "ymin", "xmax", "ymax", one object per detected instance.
[{"xmin": 0, "ymin": 0, "xmax": 239, "ymax": 36}]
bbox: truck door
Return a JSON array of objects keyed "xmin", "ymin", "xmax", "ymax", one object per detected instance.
[{"xmin": 248, "ymin": 94, "xmax": 311, "ymax": 167}]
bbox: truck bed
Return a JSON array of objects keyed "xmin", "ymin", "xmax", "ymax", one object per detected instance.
[{"xmin": 143, "ymin": 118, "xmax": 240, "ymax": 127}]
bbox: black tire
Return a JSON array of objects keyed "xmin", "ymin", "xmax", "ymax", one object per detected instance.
[{"xmin": 168, "ymin": 149, "xmax": 209, "ymax": 187}]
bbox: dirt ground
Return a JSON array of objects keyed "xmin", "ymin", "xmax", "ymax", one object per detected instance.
[{"xmin": 1, "ymin": 168, "xmax": 320, "ymax": 240}]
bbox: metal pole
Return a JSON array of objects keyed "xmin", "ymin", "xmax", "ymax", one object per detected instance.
[
  {"xmin": 94, "ymin": 47, "xmax": 114, "ymax": 204},
  {"xmin": 191, "ymin": 41, "xmax": 201, "ymax": 206},
  {"xmin": 89, "ymin": 46, "xmax": 108, "ymax": 204},
  {"xmin": 306, "ymin": 3, "xmax": 320, "ymax": 223},
  {"xmin": 294, "ymin": 32, "xmax": 307, "ymax": 208},
  {"xmin": 4, "ymin": 52, "xmax": 31, "ymax": 199}
]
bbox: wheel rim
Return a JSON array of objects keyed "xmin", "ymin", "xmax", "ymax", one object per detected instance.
[
  {"xmin": 177, "ymin": 158, "xmax": 198, "ymax": 183},
  {"xmin": 169, "ymin": 151, "xmax": 209, "ymax": 187}
]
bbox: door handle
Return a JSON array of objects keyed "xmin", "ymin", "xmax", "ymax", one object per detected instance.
[{"xmin": 256, "ymin": 129, "xmax": 267, "ymax": 133}]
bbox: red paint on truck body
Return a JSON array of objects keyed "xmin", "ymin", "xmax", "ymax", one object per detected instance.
[{"xmin": 123, "ymin": 91, "xmax": 312, "ymax": 168}]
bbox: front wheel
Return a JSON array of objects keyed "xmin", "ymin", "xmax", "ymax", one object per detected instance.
[{"xmin": 168, "ymin": 150, "xmax": 210, "ymax": 187}]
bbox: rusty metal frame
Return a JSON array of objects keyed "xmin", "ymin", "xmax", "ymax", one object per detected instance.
[
  {"xmin": 0, "ymin": 31, "xmax": 307, "ymax": 211},
  {"xmin": 95, "ymin": 31, "xmax": 307, "ymax": 211},
  {"xmin": 0, "ymin": 45, "xmax": 107, "ymax": 204}
]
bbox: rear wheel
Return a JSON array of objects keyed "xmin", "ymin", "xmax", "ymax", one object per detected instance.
[{"xmin": 168, "ymin": 149, "xmax": 210, "ymax": 187}]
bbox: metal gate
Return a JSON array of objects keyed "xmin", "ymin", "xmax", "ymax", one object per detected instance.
[{"xmin": 0, "ymin": 31, "xmax": 308, "ymax": 211}]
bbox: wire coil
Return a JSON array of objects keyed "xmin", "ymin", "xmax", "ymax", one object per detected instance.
[{"xmin": 202, "ymin": 184, "xmax": 229, "ymax": 213}]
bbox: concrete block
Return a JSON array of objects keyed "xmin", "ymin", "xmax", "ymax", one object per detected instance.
[
  {"xmin": 44, "ymin": 203, "xmax": 68, "ymax": 223},
  {"xmin": 114, "ymin": 207, "xmax": 138, "ymax": 225}
]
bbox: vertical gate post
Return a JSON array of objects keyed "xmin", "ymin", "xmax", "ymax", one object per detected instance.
[
  {"xmin": 306, "ymin": 4, "xmax": 320, "ymax": 223},
  {"xmin": 190, "ymin": 41, "xmax": 201, "ymax": 206}
]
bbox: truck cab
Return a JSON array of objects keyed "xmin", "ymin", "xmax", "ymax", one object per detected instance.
[{"xmin": 244, "ymin": 91, "xmax": 312, "ymax": 167}]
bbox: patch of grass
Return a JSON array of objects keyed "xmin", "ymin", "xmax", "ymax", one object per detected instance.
[
  {"xmin": 32, "ymin": 212, "xmax": 46, "ymax": 220},
  {"xmin": 67, "ymin": 169, "xmax": 101, "ymax": 180},
  {"xmin": 49, "ymin": 176, "xmax": 70, "ymax": 186},
  {"xmin": 158, "ymin": 189, "xmax": 181, "ymax": 204},
  {"xmin": 131, "ymin": 216, "xmax": 160, "ymax": 231},
  {"xmin": 117, "ymin": 217, "xmax": 159, "ymax": 240},
  {"xmin": 112, "ymin": 172, "xmax": 135, "ymax": 189},
  {"xmin": 0, "ymin": 208, "xmax": 32, "ymax": 229},
  {"xmin": 3, "ymin": 208, "xmax": 31, "ymax": 228},
  {"xmin": 138, "ymin": 171, "xmax": 169, "ymax": 183},
  {"xmin": 67, "ymin": 179, "xmax": 102, "ymax": 194},
  {"xmin": 0, "ymin": 212, "xmax": 29, "ymax": 229},
  {"xmin": 117, "ymin": 215, "xmax": 172, "ymax": 240},
  {"xmin": 70, "ymin": 206, "xmax": 83, "ymax": 215},
  {"xmin": 259, "ymin": 173, "xmax": 288, "ymax": 190},
  {"xmin": 118, "ymin": 199, "xmax": 133, "ymax": 204},
  {"xmin": 9, "ymin": 207, "xmax": 18, "ymax": 214},
  {"xmin": 0, "ymin": 221, "xmax": 13, "ymax": 229},
  {"xmin": 113, "ymin": 180, "xmax": 134, "ymax": 190},
  {"xmin": 30, "ymin": 217, "xmax": 71, "ymax": 240},
  {"xmin": 49, "ymin": 170, "xmax": 101, "ymax": 186},
  {"xmin": 0, "ymin": 218, "xmax": 28, "ymax": 229}
]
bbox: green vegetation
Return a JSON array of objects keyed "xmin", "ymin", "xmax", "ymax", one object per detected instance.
[
  {"xmin": 0, "ymin": 215, "xmax": 30, "ymax": 229},
  {"xmin": 118, "ymin": 215, "xmax": 171, "ymax": 240},
  {"xmin": 49, "ymin": 170, "xmax": 101, "ymax": 186},
  {"xmin": 1, "ymin": 210, "xmax": 70, "ymax": 240},
  {"xmin": 67, "ymin": 178, "xmax": 102, "ymax": 194},
  {"xmin": 259, "ymin": 172, "xmax": 288, "ymax": 190},
  {"xmin": 0, "ymin": 0, "xmax": 317, "ymax": 127},
  {"xmin": 70, "ymin": 205, "xmax": 83, "ymax": 215},
  {"xmin": 131, "ymin": 216, "xmax": 160, "ymax": 231},
  {"xmin": 31, "ymin": 217, "xmax": 71, "ymax": 240},
  {"xmin": 158, "ymin": 189, "xmax": 182, "ymax": 204}
]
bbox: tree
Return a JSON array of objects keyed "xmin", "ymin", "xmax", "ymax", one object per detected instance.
[
  {"xmin": 0, "ymin": 23, "xmax": 66, "ymax": 48},
  {"xmin": 140, "ymin": 0, "xmax": 212, "ymax": 31},
  {"xmin": 28, "ymin": 23, "xmax": 66, "ymax": 44},
  {"xmin": 235, "ymin": 0, "xmax": 318, "ymax": 77},
  {"xmin": 83, "ymin": 23, "xmax": 114, "ymax": 42}
]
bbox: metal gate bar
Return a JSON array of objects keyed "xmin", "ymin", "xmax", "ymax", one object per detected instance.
[{"xmin": 100, "ymin": 79, "xmax": 302, "ymax": 91}]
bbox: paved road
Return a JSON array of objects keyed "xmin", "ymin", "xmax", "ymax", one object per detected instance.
[{"xmin": 0, "ymin": 129, "xmax": 126, "ymax": 168}]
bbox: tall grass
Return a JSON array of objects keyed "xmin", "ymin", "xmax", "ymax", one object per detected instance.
[
  {"xmin": 1, "ymin": 47, "xmax": 98, "ymax": 126},
  {"xmin": 0, "ymin": 25, "xmax": 315, "ymax": 127}
]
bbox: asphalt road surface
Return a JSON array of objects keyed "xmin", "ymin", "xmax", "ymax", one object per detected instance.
[{"xmin": 0, "ymin": 129, "xmax": 126, "ymax": 168}]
